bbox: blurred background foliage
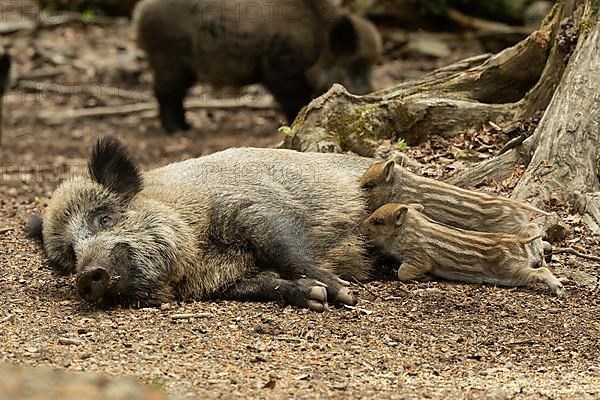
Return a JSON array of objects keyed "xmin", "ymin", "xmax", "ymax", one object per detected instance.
[
  {"xmin": 340, "ymin": 0, "xmax": 554, "ymax": 25},
  {"xmin": 408, "ymin": 0, "xmax": 535, "ymax": 22},
  {"xmin": 35, "ymin": 0, "xmax": 554, "ymax": 25}
]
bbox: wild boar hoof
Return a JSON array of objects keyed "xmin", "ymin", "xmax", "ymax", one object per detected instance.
[
  {"xmin": 553, "ymin": 279, "xmax": 568, "ymax": 296},
  {"xmin": 337, "ymin": 278, "xmax": 351, "ymax": 286},
  {"xmin": 307, "ymin": 286, "xmax": 328, "ymax": 312},
  {"xmin": 335, "ymin": 287, "xmax": 356, "ymax": 306},
  {"xmin": 554, "ymin": 286, "xmax": 566, "ymax": 297}
]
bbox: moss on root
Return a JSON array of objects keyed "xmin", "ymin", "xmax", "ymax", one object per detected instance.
[{"xmin": 324, "ymin": 101, "xmax": 415, "ymax": 156}]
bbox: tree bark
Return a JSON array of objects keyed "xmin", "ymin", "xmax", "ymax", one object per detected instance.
[
  {"xmin": 449, "ymin": 0, "xmax": 599, "ymax": 218},
  {"xmin": 512, "ymin": 21, "xmax": 599, "ymax": 202}
]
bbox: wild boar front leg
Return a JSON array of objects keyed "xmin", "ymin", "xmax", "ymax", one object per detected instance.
[
  {"xmin": 397, "ymin": 260, "xmax": 432, "ymax": 281},
  {"xmin": 263, "ymin": 75, "xmax": 312, "ymax": 123},
  {"xmin": 262, "ymin": 37, "xmax": 313, "ymax": 122},
  {"xmin": 239, "ymin": 211, "xmax": 356, "ymax": 306},
  {"xmin": 220, "ymin": 271, "xmax": 331, "ymax": 312}
]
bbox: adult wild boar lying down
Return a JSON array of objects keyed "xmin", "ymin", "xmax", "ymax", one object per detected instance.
[
  {"xmin": 29, "ymin": 137, "xmax": 377, "ymax": 311},
  {"xmin": 135, "ymin": 0, "xmax": 382, "ymax": 132}
]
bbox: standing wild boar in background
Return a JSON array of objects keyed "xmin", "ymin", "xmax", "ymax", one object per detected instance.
[
  {"xmin": 29, "ymin": 137, "xmax": 377, "ymax": 310},
  {"xmin": 135, "ymin": 0, "xmax": 382, "ymax": 132}
]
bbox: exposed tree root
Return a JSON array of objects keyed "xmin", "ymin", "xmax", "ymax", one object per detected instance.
[{"xmin": 554, "ymin": 246, "xmax": 600, "ymax": 262}]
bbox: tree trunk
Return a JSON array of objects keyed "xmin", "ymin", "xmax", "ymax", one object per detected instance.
[
  {"xmin": 451, "ymin": 0, "xmax": 600, "ymax": 231},
  {"xmin": 284, "ymin": 0, "xmax": 599, "ymax": 231},
  {"xmin": 512, "ymin": 15, "xmax": 599, "ymax": 220}
]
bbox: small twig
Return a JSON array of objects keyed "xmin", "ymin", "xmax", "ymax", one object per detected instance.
[
  {"xmin": 274, "ymin": 336, "xmax": 305, "ymax": 343},
  {"xmin": 506, "ymin": 339, "xmax": 537, "ymax": 346},
  {"xmin": 14, "ymin": 67, "xmax": 68, "ymax": 81},
  {"xmin": 554, "ymin": 247, "xmax": 600, "ymax": 262},
  {"xmin": 0, "ymin": 227, "xmax": 14, "ymax": 234},
  {"xmin": 17, "ymin": 80, "xmax": 151, "ymax": 102},
  {"xmin": 38, "ymin": 97, "xmax": 276, "ymax": 125},
  {"xmin": 351, "ymin": 276, "xmax": 379, "ymax": 299},
  {"xmin": 446, "ymin": 8, "xmax": 532, "ymax": 34},
  {"xmin": 498, "ymin": 134, "xmax": 527, "ymax": 155},
  {"xmin": 58, "ymin": 337, "xmax": 82, "ymax": 345},
  {"xmin": 170, "ymin": 313, "xmax": 212, "ymax": 320},
  {"xmin": 0, "ymin": 314, "xmax": 14, "ymax": 323}
]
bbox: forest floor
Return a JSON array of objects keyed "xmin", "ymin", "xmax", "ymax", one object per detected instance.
[{"xmin": 0, "ymin": 1, "xmax": 598, "ymax": 398}]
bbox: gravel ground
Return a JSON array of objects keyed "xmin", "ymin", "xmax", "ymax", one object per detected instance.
[{"xmin": 0, "ymin": 2, "xmax": 599, "ymax": 398}]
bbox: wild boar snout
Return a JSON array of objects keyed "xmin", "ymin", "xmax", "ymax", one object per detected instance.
[{"xmin": 76, "ymin": 267, "xmax": 111, "ymax": 302}]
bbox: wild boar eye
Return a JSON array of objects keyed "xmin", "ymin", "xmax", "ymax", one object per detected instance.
[
  {"xmin": 97, "ymin": 214, "xmax": 114, "ymax": 229},
  {"xmin": 373, "ymin": 218, "xmax": 385, "ymax": 226},
  {"xmin": 362, "ymin": 181, "xmax": 376, "ymax": 190}
]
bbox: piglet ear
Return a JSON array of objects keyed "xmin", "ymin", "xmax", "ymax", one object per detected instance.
[
  {"xmin": 383, "ymin": 160, "xmax": 395, "ymax": 183},
  {"xmin": 88, "ymin": 136, "xmax": 143, "ymax": 198},
  {"xmin": 394, "ymin": 206, "xmax": 409, "ymax": 226},
  {"xmin": 407, "ymin": 203, "xmax": 424, "ymax": 212}
]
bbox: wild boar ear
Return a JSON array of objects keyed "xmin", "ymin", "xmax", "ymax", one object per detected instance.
[
  {"xmin": 394, "ymin": 206, "xmax": 409, "ymax": 226},
  {"xmin": 26, "ymin": 214, "xmax": 44, "ymax": 244},
  {"xmin": 407, "ymin": 203, "xmax": 424, "ymax": 212},
  {"xmin": 383, "ymin": 160, "xmax": 395, "ymax": 183},
  {"xmin": 330, "ymin": 15, "xmax": 359, "ymax": 56},
  {"xmin": 89, "ymin": 136, "xmax": 143, "ymax": 198}
]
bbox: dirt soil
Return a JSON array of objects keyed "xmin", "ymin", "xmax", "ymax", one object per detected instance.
[{"xmin": 0, "ymin": 2, "xmax": 599, "ymax": 399}]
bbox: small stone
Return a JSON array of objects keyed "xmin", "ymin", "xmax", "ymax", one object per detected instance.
[
  {"xmin": 406, "ymin": 34, "xmax": 451, "ymax": 58},
  {"xmin": 58, "ymin": 337, "xmax": 81, "ymax": 346},
  {"xmin": 486, "ymin": 386, "xmax": 509, "ymax": 400},
  {"xmin": 253, "ymin": 355, "xmax": 269, "ymax": 362}
]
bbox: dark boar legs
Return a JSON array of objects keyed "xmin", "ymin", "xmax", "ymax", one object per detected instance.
[
  {"xmin": 264, "ymin": 74, "xmax": 312, "ymax": 123},
  {"xmin": 250, "ymin": 216, "xmax": 356, "ymax": 307},
  {"xmin": 212, "ymin": 207, "xmax": 356, "ymax": 309},
  {"xmin": 154, "ymin": 67, "xmax": 196, "ymax": 133},
  {"xmin": 222, "ymin": 271, "xmax": 338, "ymax": 312}
]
